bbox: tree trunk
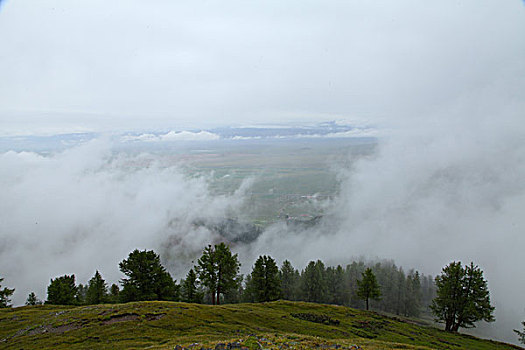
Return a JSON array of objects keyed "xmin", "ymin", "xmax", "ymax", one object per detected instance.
[
  {"xmin": 211, "ymin": 292, "xmax": 216, "ymax": 305},
  {"xmin": 366, "ymin": 297, "xmax": 369, "ymax": 311},
  {"xmin": 217, "ymin": 266, "xmax": 222, "ymax": 305}
]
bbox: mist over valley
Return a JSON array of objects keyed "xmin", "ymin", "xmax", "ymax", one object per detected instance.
[{"xmin": 1, "ymin": 0, "xmax": 524, "ymax": 347}]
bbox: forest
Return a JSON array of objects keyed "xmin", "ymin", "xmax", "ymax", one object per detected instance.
[{"xmin": 1, "ymin": 242, "xmax": 505, "ymax": 338}]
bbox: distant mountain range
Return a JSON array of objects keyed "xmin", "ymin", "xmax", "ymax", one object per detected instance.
[{"xmin": 0, "ymin": 121, "xmax": 377, "ymax": 152}]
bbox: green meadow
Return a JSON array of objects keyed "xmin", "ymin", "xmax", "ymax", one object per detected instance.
[{"xmin": 1, "ymin": 301, "xmax": 521, "ymax": 350}]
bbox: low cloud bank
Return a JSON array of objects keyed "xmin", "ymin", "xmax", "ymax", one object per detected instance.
[
  {"xmin": 0, "ymin": 140, "xmax": 250, "ymax": 306},
  {"xmin": 1, "ymin": 112, "xmax": 524, "ymax": 343},
  {"xmin": 245, "ymin": 112, "xmax": 525, "ymax": 343}
]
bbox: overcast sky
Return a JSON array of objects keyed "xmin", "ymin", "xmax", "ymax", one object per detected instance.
[{"xmin": 0, "ymin": 0, "xmax": 524, "ymax": 135}]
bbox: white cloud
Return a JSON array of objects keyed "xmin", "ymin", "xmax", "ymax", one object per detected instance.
[
  {"xmin": 231, "ymin": 136, "xmax": 262, "ymax": 140},
  {"xmin": 122, "ymin": 130, "xmax": 220, "ymax": 142},
  {"xmin": 160, "ymin": 131, "xmax": 220, "ymax": 141}
]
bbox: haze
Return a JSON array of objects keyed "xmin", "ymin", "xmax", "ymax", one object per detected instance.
[{"xmin": 0, "ymin": 0, "xmax": 524, "ymax": 345}]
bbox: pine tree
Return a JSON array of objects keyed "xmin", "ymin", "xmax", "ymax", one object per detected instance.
[
  {"xmin": 430, "ymin": 261, "xmax": 494, "ymax": 332},
  {"xmin": 242, "ymin": 274, "xmax": 255, "ymax": 302},
  {"xmin": 86, "ymin": 270, "xmax": 108, "ymax": 304},
  {"xmin": 215, "ymin": 243, "xmax": 240, "ymax": 305},
  {"xmin": 372, "ymin": 261, "xmax": 398, "ymax": 313},
  {"xmin": 514, "ymin": 321, "xmax": 525, "ymax": 345},
  {"xmin": 196, "ymin": 245, "xmax": 218, "ymax": 304},
  {"xmin": 421, "ymin": 274, "xmax": 436, "ymax": 313},
  {"xmin": 119, "ymin": 249, "xmax": 177, "ymax": 302},
  {"xmin": 109, "ymin": 283, "xmax": 120, "ymax": 303},
  {"xmin": 47, "ymin": 275, "xmax": 78, "ymax": 305},
  {"xmin": 346, "ymin": 261, "xmax": 366, "ymax": 308},
  {"xmin": 394, "ymin": 267, "xmax": 406, "ymax": 315},
  {"xmin": 325, "ymin": 265, "xmax": 346, "ymax": 305},
  {"xmin": 0, "ymin": 276, "xmax": 15, "ymax": 308},
  {"xmin": 223, "ymin": 274, "xmax": 244, "ymax": 304},
  {"xmin": 301, "ymin": 260, "xmax": 326, "ymax": 303},
  {"xmin": 196, "ymin": 243, "xmax": 240, "ymax": 305},
  {"xmin": 25, "ymin": 292, "xmax": 42, "ymax": 306},
  {"xmin": 404, "ymin": 271, "xmax": 422, "ymax": 317},
  {"xmin": 356, "ymin": 268, "xmax": 381, "ymax": 311},
  {"xmin": 249, "ymin": 255, "xmax": 281, "ymax": 302},
  {"xmin": 181, "ymin": 268, "xmax": 202, "ymax": 303},
  {"xmin": 280, "ymin": 260, "xmax": 300, "ymax": 301},
  {"xmin": 76, "ymin": 283, "xmax": 88, "ymax": 304}
]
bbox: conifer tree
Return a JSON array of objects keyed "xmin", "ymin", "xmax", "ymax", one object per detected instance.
[
  {"xmin": 249, "ymin": 255, "xmax": 281, "ymax": 302},
  {"xmin": 394, "ymin": 267, "xmax": 406, "ymax": 315},
  {"xmin": 404, "ymin": 271, "xmax": 422, "ymax": 317},
  {"xmin": 109, "ymin": 283, "xmax": 120, "ymax": 303},
  {"xmin": 76, "ymin": 283, "xmax": 88, "ymax": 304},
  {"xmin": 430, "ymin": 261, "xmax": 494, "ymax": 332},
  {"xmin": 223, "ymin": 274, "xmax": 243, "ymax": 304},
  {"xmin": 119, "ymin": 249, "xmax": 177, "ymax": 302},
  {"xmin": 280, "ymin": 260, "xmax": 300, "ymax": 301},
  {"xmin": 196, "ymin": 245, "xmax": 218, "ymax": 304},
  {"xmin": 214, "ymin": 243, "xmax": 240, "ymax": 305},
  {"xmin": 86, "ymin": 270, "xmax": 108, "ymax": 304},
  {"xmin": 25, "ymin": 292, "xmax": 42, "ymax": 306},
  {"xmin": 242, "ymin": 274, "xmax": 255, "ymax": 302},
  {"xmin": 325, "ymin": 265, "xmax": 346, "ymax": 305},
  {"xmin": 421, "ymin": 274, "xmax": 436, "ymax": 313},
  {"xmin": 515, "ymin": 321, "xmax": 525, "ymax": 345},
  {"xmin": 346, "ymin": 261, "xmax": 366, "ymax": 308},
  {"xmin": 0, "ymin": 276, "xmax": 15, "ymax": 308},
  {"xmin": 356, "ymin": 268, "xmax": 381, "ymax": 310},
  {"xmin": 301, "ymin": 260, "xmax": 326, "ymax": 303},
  {"xmin": 196, "ymin": 243, "xmax": 240, "ymax": 305},
  {"xmin": 47, "ymin": 275, "xmax": 78, "ymax": 305},
  {"xmin": 181, "ymin": 268, "xmax": 202, "ymax": 303}
]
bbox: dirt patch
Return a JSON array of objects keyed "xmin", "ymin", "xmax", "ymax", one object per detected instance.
[
  {"xmin": 146, "ymin": 313, "xmax": 165, "ymax": 321},
  {"xmin": 8, "ymin": 322, "xmax": 84, "ymax": 339},
  {"xmin": 102, "ymin": 313, "xmax": 140, "ymax": 325},
  {"xmin": 48, "ymin": 323, "xmax": 83, "ymax": 334},
  {"xmin": 101, "ymin": 312, "xmax": 165, "ymax": 325}
]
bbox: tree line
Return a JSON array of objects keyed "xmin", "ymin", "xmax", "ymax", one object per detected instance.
[{"xmin": 0, "ymin": 242, "xmax": 503, "ymax": 335}]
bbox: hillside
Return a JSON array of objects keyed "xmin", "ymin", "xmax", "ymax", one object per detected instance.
[{"xmin": 0, "ymin": 301, "xmax": 521, "ymax": 350}]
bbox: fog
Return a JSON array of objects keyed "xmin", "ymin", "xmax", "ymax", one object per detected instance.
[
  {"xmin": 0, "ymin": 140, "xmax": 252, "ymax": 304},
  {"xmin": 1, "ymin": 1, "xmax": 524, "ymax": 134},
  {"xmin": 245, "ymin": 114, "xmax": 525, "ymax": 342},
  {"xmin": 1, "ymin": 0, "xmax": 525, "ymax": 345},
  {"xmin": 1, "ymin": 112, "xmax": 524, "ymax": 342}
]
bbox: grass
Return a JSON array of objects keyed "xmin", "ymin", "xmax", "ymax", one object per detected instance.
[{"xmin": 0, "ymin": 300, "xmax": 522, "ymax": 349}]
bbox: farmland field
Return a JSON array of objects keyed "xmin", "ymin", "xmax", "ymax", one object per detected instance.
[{"xmin": 141, "ymin": 138, "xmax": 377, "ymax": 226}]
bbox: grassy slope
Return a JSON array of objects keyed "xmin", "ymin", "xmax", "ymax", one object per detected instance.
[{"xmin": 0, "ymin": 301, "xmax": 521, "ymax": 350}]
